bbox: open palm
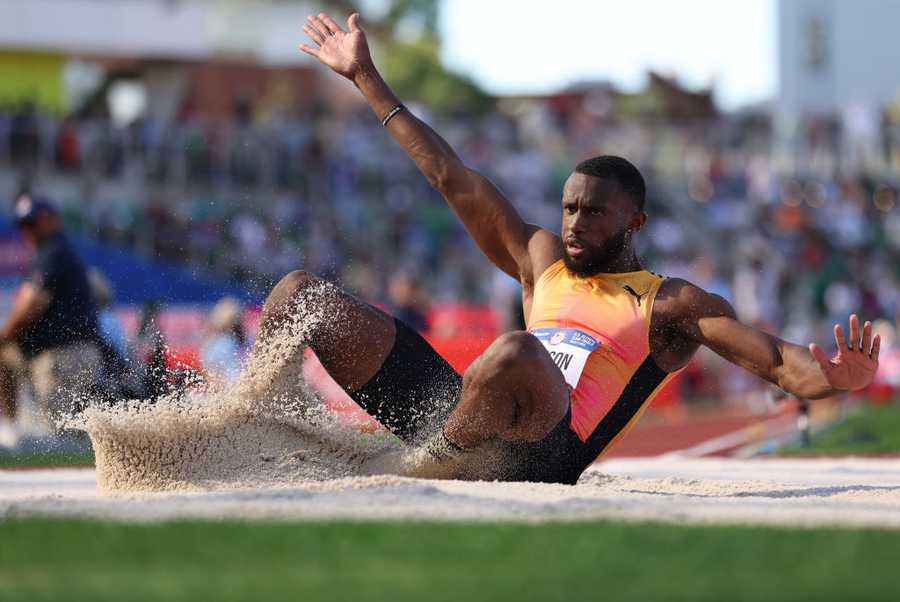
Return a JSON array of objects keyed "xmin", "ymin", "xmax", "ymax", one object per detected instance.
[
  {"xmin": 300, "ymin": 13, "xmax": 371, "ymax": 80},
  {"xmin": 809, "ymin": 314, "xmax": 881, "ymax": 391}
]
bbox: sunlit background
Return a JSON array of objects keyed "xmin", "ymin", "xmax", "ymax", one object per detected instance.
[{"xmin": 0, "ymin": 0, "xmax": 898, "ymax": 420}]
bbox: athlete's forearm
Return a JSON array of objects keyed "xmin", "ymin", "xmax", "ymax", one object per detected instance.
[
  {"xmin": 687, "ymin": 292, "xmax": 841, "ymax": 400},
  {"xmin": 773, "ymin": 340, "xmax": 840, "ymax": 399},
  {"xmin": 352, "ymin": 64, "xmax": 466, "ymax": 193},
  {"xmin": 350, "ymin": 62, "xmax": 533, "ymax": 280}
]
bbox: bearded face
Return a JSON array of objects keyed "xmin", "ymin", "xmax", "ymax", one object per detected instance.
[
  {"xmin": 562, "ymin": 225, "xmax": 631, "ymax": 277},
  {"xmin": 559, "ymin": 172, "xmax": 645, "ymax": 277}
]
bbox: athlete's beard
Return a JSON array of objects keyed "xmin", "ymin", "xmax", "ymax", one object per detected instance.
[{"xmin": 563, "ymin": 227, "xmax": 630, "ymax": 277}]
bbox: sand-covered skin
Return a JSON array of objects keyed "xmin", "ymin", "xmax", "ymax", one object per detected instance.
[{"xmin": 3, "ymin": 457, "xmax": 900, "ymax": 529}]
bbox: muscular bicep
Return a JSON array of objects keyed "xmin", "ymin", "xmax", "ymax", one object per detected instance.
[
  {"xmin": 667, "ymin": 282, "xmax": 786, "ymax": 384},
  {"xmin": 660, "ymin": 279, "xmax": 838, "ymax": 398}
]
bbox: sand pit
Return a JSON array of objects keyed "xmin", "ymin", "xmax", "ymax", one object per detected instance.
[{"xmin": 3, "ymin": 457, "xmax": 900, "ymax": 529}]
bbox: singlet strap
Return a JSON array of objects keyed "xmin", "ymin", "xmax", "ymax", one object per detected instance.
[{"xmin": 577, "ymin": 355, "xmax": 669, "ymax": 463}]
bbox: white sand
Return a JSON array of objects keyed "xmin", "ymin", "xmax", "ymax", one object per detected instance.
[
  {"xmin": 3, "ymin": 457, "xmax": 900, "ymax": 529},
  {"xmin": 61, "ymin": 281, "xmax": 404, "ymax": 493}
]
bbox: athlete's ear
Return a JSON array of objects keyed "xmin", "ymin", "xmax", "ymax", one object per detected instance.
[{"xmin": 630, "ymin": 211, "xmax": 647, "ymax": 232}]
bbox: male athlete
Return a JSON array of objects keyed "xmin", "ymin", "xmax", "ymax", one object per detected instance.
[{"xmin": 251, "ymin": 13, "xmax": 880, "ymax": 483}]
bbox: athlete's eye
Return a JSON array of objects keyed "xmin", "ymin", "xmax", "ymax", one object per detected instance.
[
  {"xmin": 564, "ymin": 204, "xmax": 577, "ymax": 215},
  {"xmin": 589, "ymin": 207, "xmax": 604, "ymax": 216}
]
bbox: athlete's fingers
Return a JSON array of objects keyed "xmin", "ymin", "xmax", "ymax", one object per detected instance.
[
  {"xmin": 348, "ymin": 12, "xmax": 362, "ymax": 32},
  {"xmin": 862, "ymin": 320, "xmax": 872, "ymax": 355},
  {"xmin": 303, "ymin": 22, "xmax": 325, "ymax": 45},
  {"xmin": 318, "ymin": 13, "xmax": 344, "ymax": 35},
  {"xmin": 299, "ymin": 43, "xmax": 320, "ymax": 58},
  {"xmin": 809, "ymin": 343, "xmax": 831, "ymax": 372},
  {"xmin": 872, "ymin": 334, "xmax": 881, "ymax": 361},
  {"xmin": 848, "ymin": 314, "xmax": 860, "ymax": 350},
  {"xmin": 834, "ymin": 323, "xmax": 848, "ymax": 352},
  {"xmin": 309, "ymin": 15, "xmax": 333, "ymax": 39}
]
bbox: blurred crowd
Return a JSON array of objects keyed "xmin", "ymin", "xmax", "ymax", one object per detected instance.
[{"xmin": 2, "ymin": 92, "xmax": 900, "ymax": 404}]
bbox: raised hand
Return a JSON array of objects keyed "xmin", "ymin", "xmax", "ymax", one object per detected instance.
[
  {"xmin": 809, "ymin": 314, "xmax": 881, "ymax": 392},
  {"xmin": 300, "ymin": 13, "xmax": 372, "ymax": 81}
]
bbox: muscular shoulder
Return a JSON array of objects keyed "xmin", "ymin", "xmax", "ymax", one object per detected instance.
[
  {"xmin": 522, "ymin": 226, "xmax": 563, "ymax": 287},
  {"xmin": 653, "ymin": 278, "xmax": 736, "ymax": 334},
  {"xmin": 650, "ymin": 278, "xmax": 737, "ymax": 371}
]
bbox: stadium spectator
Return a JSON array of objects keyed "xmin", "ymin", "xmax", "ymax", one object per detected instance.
[
  {"xmin": 200, "ymin": 297, "xmax": 247, "ymax": 386},
  {"xmin": 88, "ymin": 269, "xmax": 145, "ymax": 400},
  {"xmin": 88, "ymin": 269, "xmax": 129, "ymax": 362},
  {"xmin": 1, "ymin": 91, "xmax": 898, "ymax": 404},
  {"xmin": 386, "ymin": 272, "xmax": 429, "ymax": 333}
]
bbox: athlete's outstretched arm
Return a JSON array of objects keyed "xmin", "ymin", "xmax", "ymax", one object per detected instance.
[
  {"xmin": 300, "ymin": 13, "xmax": 558, "ymax": 281},
  {"xmin": 663, "ymin": 280, "xmax": 880, "ymax": 399}
]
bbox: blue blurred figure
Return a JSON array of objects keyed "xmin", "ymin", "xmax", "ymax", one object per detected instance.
[{"xmin": 201, "ymin": 297, "xmax": 248, "ymax": 386}]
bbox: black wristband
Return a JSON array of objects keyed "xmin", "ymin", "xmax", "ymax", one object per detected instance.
[{"xmin": 381, "ymin": 104, "xmax": 405, "ymax": 127}]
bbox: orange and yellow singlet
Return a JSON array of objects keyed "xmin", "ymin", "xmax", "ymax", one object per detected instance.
[{"xmin": 528, "ymin": 260, "xmax": 681, "ymax": 457}]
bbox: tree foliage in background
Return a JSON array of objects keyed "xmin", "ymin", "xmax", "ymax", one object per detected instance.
[
  {"xmin": 322, "ymin": 0, "xmax": 494, "ymax": 114},
  {"xmin": 379, "ymin": 36, "xmax": 493, "ymax": 114}
]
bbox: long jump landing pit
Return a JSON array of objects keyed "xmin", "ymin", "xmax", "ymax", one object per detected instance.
[{"xmin": 3, "ymin": 457, "xmax": 900, "ymax": 529}]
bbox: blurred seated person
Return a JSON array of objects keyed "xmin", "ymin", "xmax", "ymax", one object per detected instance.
[
  {"xmin": 0, "ymin": 196, "xmax": 103, "ymax": 441},
  {"xmin": 200, "ymin": 297, "xmax": 247, "ymax": 386},
  {"xmin": 88, "ymin": 269, "xmax": 130, "ymax": 362},
  {"xmin": 387, "ymin": 272, "xmax": 429, "ymax": 333},
  {"xmin": 88, "ymin": 268, "xmax": 146, "ymax": 400}
]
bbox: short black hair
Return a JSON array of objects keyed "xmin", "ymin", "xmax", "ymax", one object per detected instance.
[{"xmin": 574, "ymin": 155, "xmax": 646, "ymax": 211}]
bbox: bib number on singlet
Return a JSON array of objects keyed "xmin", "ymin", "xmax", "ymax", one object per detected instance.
[{"xmin": 531, "ymin": 328, "xmax": 600, "ymax": 390}]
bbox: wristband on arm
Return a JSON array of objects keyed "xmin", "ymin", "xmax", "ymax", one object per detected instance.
[{"xmin": 381, "ymin": 104, "xmax": 405, "ymax": 127}]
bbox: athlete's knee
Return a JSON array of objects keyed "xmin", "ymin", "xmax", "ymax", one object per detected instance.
[
  {"xmin": 466, "ymin": 331, "xmax": 542, "ymax": 382},
  {"xmin": 488, "ymin": 331, "xmax": 544, "ymax": 366},
  {"xmin": 275, "ymin": 269, "xmax": 320, "ymax": 298},
  {"xmin": 263, "ymin": 270, "xmax": 321, "ymax": 313}
]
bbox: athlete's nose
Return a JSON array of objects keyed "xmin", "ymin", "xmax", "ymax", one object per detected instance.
[{"xmin": 570, "ymin": 210, "xmax": 587, "ymax": 234}]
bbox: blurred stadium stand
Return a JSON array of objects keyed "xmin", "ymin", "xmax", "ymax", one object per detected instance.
[{"xmin": 0, "ymin": 0, "xmax": 897, "ymax": 415}]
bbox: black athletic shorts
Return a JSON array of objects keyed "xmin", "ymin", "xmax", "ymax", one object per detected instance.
[
  {"xmin": 350, "ymin": 318, "xmax": 593, "ymax": 485},
  {"xmin": 349, "ymin": 318, "xmax": 462, "ymax": 444}
]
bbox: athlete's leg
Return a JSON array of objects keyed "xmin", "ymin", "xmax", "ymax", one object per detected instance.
[
  {"xmin": 240, "ymin": 270, "xmax": 395, "ymax": 412},
  {"xmin": 243, "ymin": 270, "xmax": 458, "ymax": 442},
  {"xmin": 362, "ymin": 331, "xmax": 571, "ymax": 479},
  {"xmin": 256, "ymin": 270, "xmax": 395, "ymax": 392},
  {"xmin": 445, "ymin": 330, "xmax": 569, "ymax": 447}
]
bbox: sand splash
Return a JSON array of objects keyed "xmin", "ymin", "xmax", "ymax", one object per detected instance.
[{"xmin": 67, "ymin": 281, "xmax": 400, "ymax": 494}]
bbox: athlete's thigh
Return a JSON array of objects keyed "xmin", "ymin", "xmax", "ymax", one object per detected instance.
[
  {"xmin": 451, "ymin": 331, "xmax": 569, "ymax": 444},
  {"xmin": 498, "ymin": 339, "xmax": 569, "ymax": 442}
]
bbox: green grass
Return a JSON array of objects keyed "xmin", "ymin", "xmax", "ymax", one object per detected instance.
[
  {"xmin": 0, "ymin": 448, "xmax": 94, "ymax": 468},
  {"xmin": 0, "ymin": 518, "xmax": 898, "ymax": 601},
  {"xmin": 784, "ymin": 402, "xmax": 900, "ymax": 455}
]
